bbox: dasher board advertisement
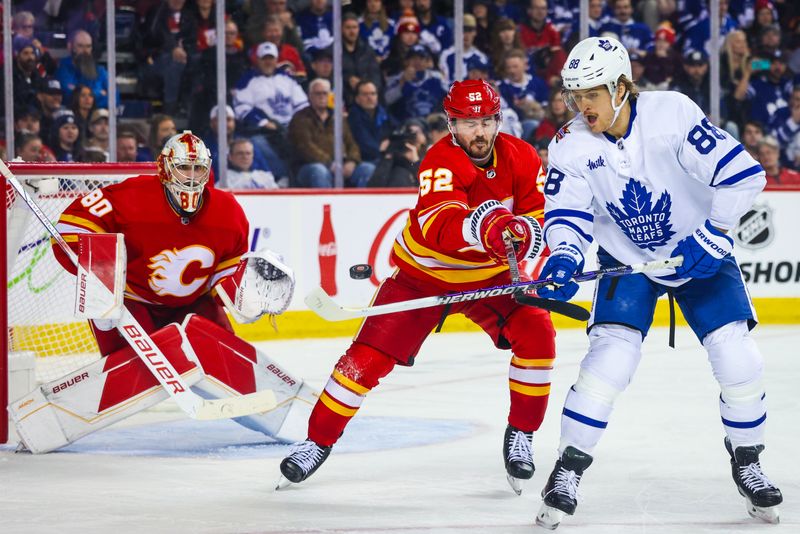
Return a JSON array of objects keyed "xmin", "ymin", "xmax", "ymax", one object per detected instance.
[{"xmin": 233, "ymin": 190, "xmax": 800, "ymax": 311}]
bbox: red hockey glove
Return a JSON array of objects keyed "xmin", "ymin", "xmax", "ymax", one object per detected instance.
[{"xmin": 464, "ymin": 200, "xmax": 543, "ymax": 264}]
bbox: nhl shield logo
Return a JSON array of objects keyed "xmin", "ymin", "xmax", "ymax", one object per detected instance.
[
  {"xmin": 734, "ymin": 204, "xmax": 773, "ymax": 250},
  {"xmin": 486, "ymin": 169, "xmax": 496, "ymax": 179}
]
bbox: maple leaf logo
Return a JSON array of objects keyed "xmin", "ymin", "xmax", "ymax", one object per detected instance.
[{"xmin": 606, "ymin": 178, "xmax": 675, "ymax": 251}]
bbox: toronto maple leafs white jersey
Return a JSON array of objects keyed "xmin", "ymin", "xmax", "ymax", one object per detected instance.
[{"xmin": 544, "ymin": 91, "xmax": 766, "ymax": 287}]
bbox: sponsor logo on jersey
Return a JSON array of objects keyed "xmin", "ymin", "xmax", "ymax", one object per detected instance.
[
  {"xmin": 606, "ymin": 178, "xmax": 675, "ymax": 251},
  {"xmin": 734, "ymin": 204, "xmax": 773, "ymax": 250},
  {"xmin": 587, "ymin": 156, "xmax": 606, "ymax": 170}
]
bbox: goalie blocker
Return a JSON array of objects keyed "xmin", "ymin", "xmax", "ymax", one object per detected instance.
[{"xmin": 10, "ymin": 315, "xmax": 318, "ymax": 453}]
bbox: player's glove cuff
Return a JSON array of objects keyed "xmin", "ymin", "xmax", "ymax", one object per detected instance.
[
  {"xmin": 692, "ymin": 220, "xmax": 733, "ymax": 259},
  {"xmin": 462, "ymin": 199, "xmax": 505, "ymax": 250}
]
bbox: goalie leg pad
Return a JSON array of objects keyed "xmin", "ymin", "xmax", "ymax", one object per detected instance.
[
  {"xmin": 9, "ymin": 324, "xmax": 201, "ymax": 453},
  {"xmin": 704, "ymin": 320, "xmax": 767, "ymax": 448},
  {"xmin": 181, "ymin": 314, "xmax": 318, "ymax": 442}
]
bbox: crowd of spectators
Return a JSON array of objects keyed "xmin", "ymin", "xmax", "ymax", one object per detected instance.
[{"xmin": 5, "ymin": 0, "xmax": 800, "ymax": 187}]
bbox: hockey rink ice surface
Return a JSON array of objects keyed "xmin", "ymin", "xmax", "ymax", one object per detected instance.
[{"xmin": 2, "ymin": 325, "xmax": 799, "ymax": 534}]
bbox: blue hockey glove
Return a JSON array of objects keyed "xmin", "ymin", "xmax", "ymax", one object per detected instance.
[
  {"xmin": 537, "ymin": 243, "xmax": 584, "ymax": 301},
  {"xmin": 671, "ymin": 220, "xmax": 733, "ymax": 279}
]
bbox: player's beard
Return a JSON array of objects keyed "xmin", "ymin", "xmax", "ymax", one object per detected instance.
[{"xmin": 465, "ymin": 135, "xmax": 493, "ymax": 160}]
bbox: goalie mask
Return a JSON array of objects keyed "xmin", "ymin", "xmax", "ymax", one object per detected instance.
[{"xmin": 158, "ymin": 131, "xmax": 212, "ymax": 214}]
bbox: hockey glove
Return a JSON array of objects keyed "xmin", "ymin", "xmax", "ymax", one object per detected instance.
[
  {"xmin": 537, "ymin": 243, "xmax": 583, "ymax": 301},
  {"xmin": 463, "ymin": 200, "xmax": 544, "ymax": 265},
  {"xmin": 671, "ymin": 220, "xmax": 733, "ymax": 279}
]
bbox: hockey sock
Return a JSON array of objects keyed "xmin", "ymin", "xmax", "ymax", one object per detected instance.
[
  {"xmin": 559, "ymin": 384, "xmax": 614, "ymax": 454},
  {"xmin": 308, "ymin": 343, "xmax": 395, "ymax": 447},
  {"xmin": 507, "ymin": 355, "xmax": 553, "ymax": 432}
]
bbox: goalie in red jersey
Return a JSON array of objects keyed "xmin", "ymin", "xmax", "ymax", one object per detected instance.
[
  {"xmin": 10, "ymin": 132, "xmax": 315, "ymax": 454},
  {"xmin": 279, "ymin": 80, "xmax": 557, "ymax": 495}
]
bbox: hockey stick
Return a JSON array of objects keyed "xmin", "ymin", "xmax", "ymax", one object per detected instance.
[
  {"xmin": 2, "ymin": 161, "xmax": 277, "ymax": 420},
  {"xmin": 305, "ymin": 255, "xmax": 684, "ymax": 322},
  {"xmin": 503, "ymin": 232, "xmax": 590, "ymax": 321}
]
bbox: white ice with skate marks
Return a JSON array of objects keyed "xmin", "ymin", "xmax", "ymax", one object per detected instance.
[{"xmin": 1, "ymin": 327, "xmax": 799, "ymax": 533}]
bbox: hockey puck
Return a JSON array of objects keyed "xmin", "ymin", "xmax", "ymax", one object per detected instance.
[{"xmin": 349, "ymin": 264, "xmax": 373, "ymax": 279}]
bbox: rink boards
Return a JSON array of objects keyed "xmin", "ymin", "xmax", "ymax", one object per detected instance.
[{"xmin": 230, "ymin": 189, "xmax": 800, "ymax": 341}]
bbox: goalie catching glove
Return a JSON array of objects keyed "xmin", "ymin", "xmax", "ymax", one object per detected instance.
[
  {"xmin": 463, "ymin": 200, "xmax": 543, "ymax": 264},
  {"xmin": 215, "ymin": 249, "xmax": 295, "ymax": 323}
]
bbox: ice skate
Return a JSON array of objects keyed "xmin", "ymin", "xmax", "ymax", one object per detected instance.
[
  {"xmin": 503, "ymin": 425, "xmax": 534, "ymax": 495},
  {"xmin": 276, "ymin": 439, "xmax": 332, "ymax": 489},
  {"xmin": 535, "ymin": 446, "xmax": 593, "ymax": 530},
  {"xmin": 725, "ymin": 438, "xmax": 782, "ymax": 524}
]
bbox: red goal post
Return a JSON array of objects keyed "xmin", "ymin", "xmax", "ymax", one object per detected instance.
[{"xmin": 3, "ymin": 162, "xmax": 157, "ymax": 444}]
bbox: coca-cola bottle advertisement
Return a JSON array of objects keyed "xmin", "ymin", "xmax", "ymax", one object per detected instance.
[{"xmin": 319, "ymin": 203, "xmax": 338, "ymax": 295}]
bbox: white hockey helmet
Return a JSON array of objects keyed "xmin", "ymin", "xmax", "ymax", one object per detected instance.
[
  {"xmin": 561, "ymin": 37, "xmax": 632, "ymax": 117},
  {"xmin": 158, "ymin": 131, "xmax": 212, "ymax": 214}
]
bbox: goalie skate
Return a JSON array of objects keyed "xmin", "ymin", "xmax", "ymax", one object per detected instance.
[
  {"xmin": 535, "ymin": 446, "xmax": 593, "ymax": 530},
  {"xmin": 503, "ymin": 425, "xmax": 534, "ymax": 495},
  {"xmin": 725, "ymin": 438, "xmax": 782, "ymax": 524}
]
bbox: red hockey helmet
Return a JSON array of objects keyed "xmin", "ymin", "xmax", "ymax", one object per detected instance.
[{"xmin": 443, "ymin": 79, "xmax": 502, "ymax": 120}]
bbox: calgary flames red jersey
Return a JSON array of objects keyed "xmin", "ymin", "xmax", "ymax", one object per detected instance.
[
  {"xmin": 392, "ymin": 132, "xmax": 546, "ymax": 291},
  {"xmin": 54, "ymin": 174, "xmax": 249, "ymax": 307}
]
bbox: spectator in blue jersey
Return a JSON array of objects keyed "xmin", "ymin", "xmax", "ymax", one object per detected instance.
[
  {"xmin": 296, "ymin": 0, "xmax": 333, "ymax": 53},
  {"xmin": 771, "ymin": 87, "xmax": 800, "ymax": 168},
  {"xmin": 360, "ymin": 0, "xmax": 395, "ymax": 61},
  {"xmin": 598, "ymin": 0, "xmax": 653, "ymax": 55},
  {"xmin": 348, "ymin": 80, "xmax": 393, "ymax": 164},
  {"xmin": 682, "ymin": 0, "xmax": 738, "ymax": 56},
  {"xmin": 670, "ymin": 51, "xmax": 712, "ymax": 115},
  {"xmin": 385, "ymin": 44, "xmax": 448, "ymax": 122},
  {"xmin": 342, "ymin": 12, "xmax": 383, "ymax": 107},
  {"xmin": 414, "ymin": 0, "xmax": 453, "ymax": 56},
  {"xmin": 466, "ymin": 55, "xmax": 492, "ymax": 82},
  {"xmin": 55, "ymin": 30, "xmax": 115, "ymax": 110},
  {"xmin": 498, "ymin": 49, "xmax": 549, "ymax": 139},
  {"xmin": 287, "ymin": 78, "xmax": 375, "ymax": 188},
  {"xmin": 734, "ymin": 49, "xmax": 793, "ymax": 128},
  {"xmin": 439, "ymin": 14, "xmax": 489, "ymax": 84}
]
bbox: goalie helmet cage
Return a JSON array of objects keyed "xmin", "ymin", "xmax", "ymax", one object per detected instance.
[{"xmin": 2, "ymin": 162, "xmax": 157, "ymax": 444}]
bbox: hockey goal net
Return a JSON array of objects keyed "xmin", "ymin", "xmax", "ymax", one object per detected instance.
[{"xmin": 3, "ymin": 162, "xmax": 157, "ymax": 443}]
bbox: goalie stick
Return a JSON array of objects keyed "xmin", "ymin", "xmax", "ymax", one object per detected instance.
[
  {"xmin": 305, "ymin": 255, "xmax": 684, "ymax": 322},
  {"xmin": 1, "ymin": 160, "xmax": 277, "ymax": 420},
  {"xmin": 502, "ymin": 231, "xmax": 590, "ymax": 321}
]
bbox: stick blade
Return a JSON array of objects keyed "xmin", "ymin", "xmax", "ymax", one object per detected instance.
[
  {"xmin": 192, "ymin": 390, "xmax": 278, "ymax": 420},
  {"xmin": 514, "ymin": 293, "xmax": 591, "ymax": 321},
  {"xmin": 304, "ymin": 287, "xmax": 360, "ymax": 321}
]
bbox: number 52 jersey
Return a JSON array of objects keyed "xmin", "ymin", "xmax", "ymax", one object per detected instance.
[{"xmin": 544, "ymin": 91, "xmax": 766, "ymax": 286}]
